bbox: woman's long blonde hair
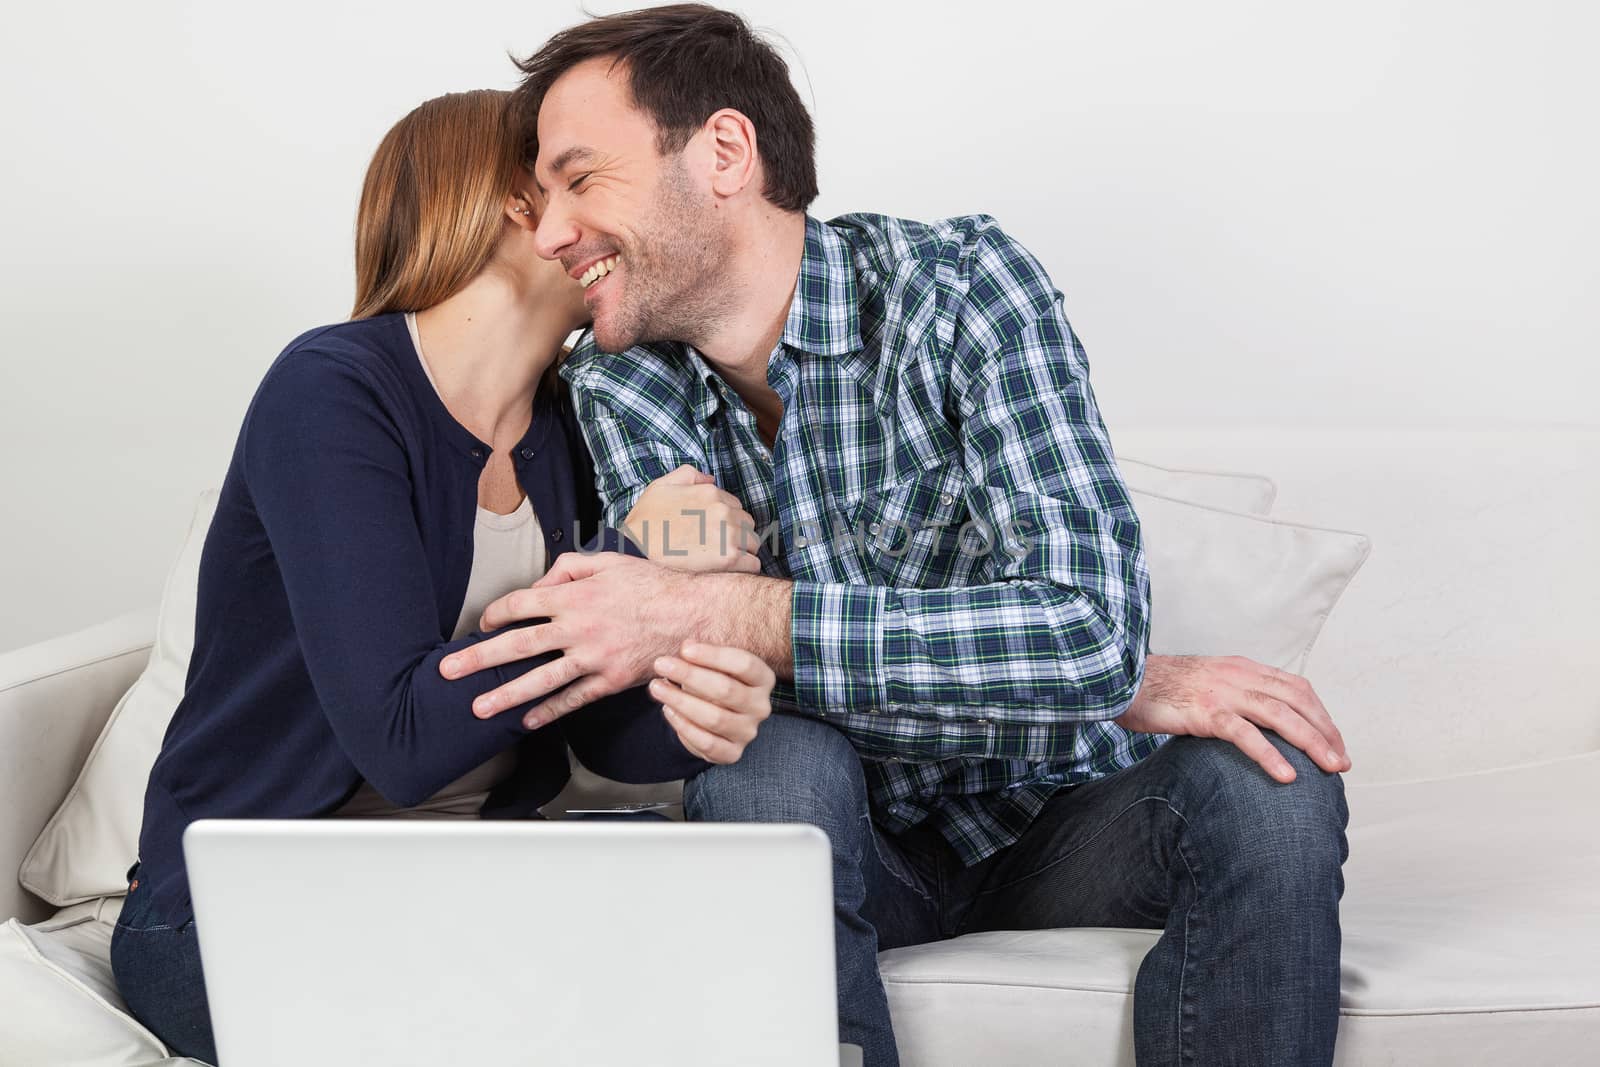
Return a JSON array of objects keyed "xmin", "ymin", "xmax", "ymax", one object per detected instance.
[{"xmin": 352, "ymin": 90, "xmax": 523, "ymax": 319}]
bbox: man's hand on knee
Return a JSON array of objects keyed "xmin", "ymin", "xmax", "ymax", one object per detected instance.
[{"xmin": 1116, "ymin": 655, "xmax": 1351, "ymax": 782}]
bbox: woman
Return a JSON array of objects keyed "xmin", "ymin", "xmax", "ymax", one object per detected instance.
[{"xmin": 110, "ymin": 89, "xmax": 771, "ymax": 1063}]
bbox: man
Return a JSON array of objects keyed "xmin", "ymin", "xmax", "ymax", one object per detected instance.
[{"xmin": 442, "ymin": 5, "xmax": 1351, "ymax": 1063}]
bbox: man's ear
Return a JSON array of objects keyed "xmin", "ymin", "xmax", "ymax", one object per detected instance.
[{"xmin": 705, "ymin": 108, "xmax": 759, "ymax": 198}]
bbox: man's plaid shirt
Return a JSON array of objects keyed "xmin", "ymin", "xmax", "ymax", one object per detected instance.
[{"xmin": 561, "ymin": 212, "xmax": 1165, "ymax": 865}]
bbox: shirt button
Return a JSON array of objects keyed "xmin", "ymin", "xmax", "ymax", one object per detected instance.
[
  {"xmin": 552, "ymin": 529, "xmax": 564, "ymax": 542},
  {"xmin": 940, "ymin": 492, "xmax": 955, "ymax": 506},
  {"xmin": 868, "ymin": 523, "xmax": 882, "ymax": 535}
]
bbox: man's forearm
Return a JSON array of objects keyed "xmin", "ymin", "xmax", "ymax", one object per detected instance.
[
  {"xmin": 675, "ymin": 570, "xmax": 1146, "ymax": 765},
  {"xmin": 690, "ymin": 572, "xmax": 795, "ymax": 682},
  {"xmin": 679, "ymin": 570, "xmax": 1141, "ymax": 715}
]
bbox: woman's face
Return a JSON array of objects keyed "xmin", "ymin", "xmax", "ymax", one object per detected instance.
[{"xmin": 515, "ymin": 185, "xmax": 591, "ymax": 333}]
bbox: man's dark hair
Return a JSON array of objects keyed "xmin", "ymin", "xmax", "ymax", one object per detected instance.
[{"xmin": 510, "ymin": 3, "xmax": 817, "ymax": 212}]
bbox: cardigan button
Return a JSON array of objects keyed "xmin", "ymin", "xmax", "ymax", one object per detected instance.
[
  {"xmin": 552, "ymin": 529, "xmax": 564, "ymax": 542},
  {"xmin": 520, "ymin": 447, "xmax": 535, "ymax": 460},
  {"xmin": 469, "ymin": 448, "xmax": 484, "ymax": 460}
]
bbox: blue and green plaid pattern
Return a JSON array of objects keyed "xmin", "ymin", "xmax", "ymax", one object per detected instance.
[{"xmin": 561, "ymin": 213, "xmax": 1164, "ymax": 865}]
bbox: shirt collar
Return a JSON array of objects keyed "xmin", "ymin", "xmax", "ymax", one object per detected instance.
[
  {"xmin": 611, "ymin": 217, "xmax": 867, "ymax": 428},
  {"xmin": 681, "ymin": 217, "xmax": 862, "ymax": 425},
  {"xmin": 683, "ymin": 346, "xmax": 725, "ymax": 424},
  {"xmin": 780, "ymin": 215, "xmax": 862, "ymax": 358}
]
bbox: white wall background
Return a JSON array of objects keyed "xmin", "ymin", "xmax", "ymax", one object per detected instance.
[{"xmin": 2, "ymin": 0, "xmax": 1595, "ymax": 652}]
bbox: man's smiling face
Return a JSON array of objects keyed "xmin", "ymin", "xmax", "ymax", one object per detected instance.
[{"xmin": 532, "ymin": 56, "xmax": 731, "ymax": 354}]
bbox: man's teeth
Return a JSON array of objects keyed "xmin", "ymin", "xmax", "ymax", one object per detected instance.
[{"xmin": 580, "ymin": 256, "xmax": 619, "ymax": 289}]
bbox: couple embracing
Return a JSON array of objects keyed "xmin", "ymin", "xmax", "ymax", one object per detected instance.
[{"xmin": 114, "ymin": 5, "xmax": 1351, "ymax": 1065}]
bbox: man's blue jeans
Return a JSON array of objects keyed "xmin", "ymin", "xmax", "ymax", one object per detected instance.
[{"xmin": 684, "ymin": 714, "xmax": 1348, "ymax": 1066}]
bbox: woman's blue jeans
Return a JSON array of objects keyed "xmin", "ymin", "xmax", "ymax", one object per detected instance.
[
  {"xmin": 110, "ymin": 864, "xmax": 218, "ymax": 1064},
  {"xmin": 684, "ymin": 714, "xmax": 1349, "ymax": 1067}
]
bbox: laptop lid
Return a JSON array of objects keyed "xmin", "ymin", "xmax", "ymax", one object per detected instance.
[{"xmin": 183, "ymin": 819, "xmax": 839, "ymax": 1066}]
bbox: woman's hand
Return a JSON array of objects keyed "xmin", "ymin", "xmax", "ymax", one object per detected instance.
[
  {"xmin": 648, "ymin": 641, "xmax": 775, "ymax": 765},
  {"xmin": 623, "ymin": 465, "xmax": 761, "ymax": 573}
]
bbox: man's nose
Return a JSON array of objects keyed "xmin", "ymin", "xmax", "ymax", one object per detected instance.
[{"xmin": 533, "ymin": 197, "xmax": 578, "ymax": 262}]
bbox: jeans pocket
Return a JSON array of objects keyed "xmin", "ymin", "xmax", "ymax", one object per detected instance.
[{"xmin": 113, "ymin": 868, "xmax": 171, "ymax": 933}]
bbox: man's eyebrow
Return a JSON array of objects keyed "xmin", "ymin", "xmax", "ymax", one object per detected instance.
[
  {"xmin": 533, "ymin": 146, "xmax": 597, "ymax": 197},
  {"xmin": 545, "ymin": 146, "xmax": 597, "ymax": 182}
]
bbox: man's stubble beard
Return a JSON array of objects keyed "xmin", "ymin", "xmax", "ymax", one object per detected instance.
[{"xmin": 592, "ymin": 157, "xmax": 734, "ymax": 355}]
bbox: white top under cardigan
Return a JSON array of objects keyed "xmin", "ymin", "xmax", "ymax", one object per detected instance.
[{"xmin": 335, "ymin": 313, "xmax": 545, "ymax": 817}]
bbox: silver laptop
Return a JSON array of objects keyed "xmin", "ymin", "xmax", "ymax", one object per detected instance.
[{"xmin": 184, "ymin": 819, "xmax": 854, "ymax": 1066}]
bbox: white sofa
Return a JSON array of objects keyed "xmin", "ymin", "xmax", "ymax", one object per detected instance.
[{"xmin": 3, "ymin": 426, "xmax": 1597, "ymax": 1065}]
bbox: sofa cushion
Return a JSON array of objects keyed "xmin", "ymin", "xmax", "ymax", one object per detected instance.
[
  {"xmin": 0, "ymin": 900, "xmax": 171, "ymax": 1065},
  {"xmin": 1109, "ymin": 426, "xmax": 1600, "ymax": 784},
  {"xmin": 881, "ymin": 751, "xmax": 1600, "ymax": 1065},
  {"xmin": 19, "ymin": 491, "xmax": 218, "ymax": 908},
  {"xmin": 1133, "ymin": 489, "xmax": 1370, "ymax": 673},
  {"xmin": 1116, "ymin": 455, "xmax": 1276, "ymax": 516}
]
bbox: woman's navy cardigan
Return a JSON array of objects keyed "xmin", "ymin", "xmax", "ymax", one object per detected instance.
[{"xmin": 132, "ymin": 313, "xmax": 704, "ymax": 925}]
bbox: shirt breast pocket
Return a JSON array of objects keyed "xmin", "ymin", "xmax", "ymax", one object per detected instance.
[{"xmin": 847, "ymin": 463, "xmax": 976, "ymax": 588}]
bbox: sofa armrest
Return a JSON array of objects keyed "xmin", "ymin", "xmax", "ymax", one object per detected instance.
[{"xmin": 0, "ymin": 610, "xmax": 156, "ymax": 923}]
